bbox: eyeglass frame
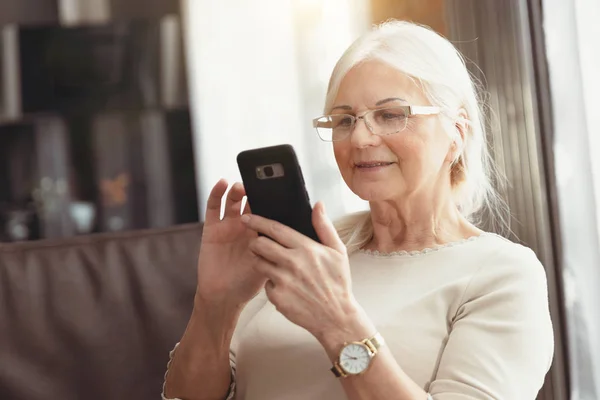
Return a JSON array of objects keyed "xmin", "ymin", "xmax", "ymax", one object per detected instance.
[{"xmin": 312, "ymin": 105, "xmax": 441, "ymax": 142}]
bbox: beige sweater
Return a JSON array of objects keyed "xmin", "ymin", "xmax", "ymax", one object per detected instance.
[{"xmin": 165, "ymin": 233, "xmax": 554, "ymax": 399}]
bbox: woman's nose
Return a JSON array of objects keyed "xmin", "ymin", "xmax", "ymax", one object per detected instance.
[{"xmin": 350, "ymin": 118, "xmax": 379, "ymax": 148}]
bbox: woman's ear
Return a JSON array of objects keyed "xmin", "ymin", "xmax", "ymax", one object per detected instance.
[
  {"xmin": 446, "ymin": 108, "xmax": 469, "ymax": 164},
  {"xmin": 453, "ymin": 108, "xmax": 469, "ymax": 151},
  {"xmin": 448, "ymin": 109, "xmax": 469, "ymax": 184}
]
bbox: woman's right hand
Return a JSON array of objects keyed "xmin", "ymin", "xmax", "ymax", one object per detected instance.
[{"xmin": 195, "ymin": 179, "xmax": 267, "ymax": 308}]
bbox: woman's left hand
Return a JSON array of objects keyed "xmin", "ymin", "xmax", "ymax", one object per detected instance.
[{"xmin": 240, "ymin": 202, "xmax": 365, "ymax": 341}]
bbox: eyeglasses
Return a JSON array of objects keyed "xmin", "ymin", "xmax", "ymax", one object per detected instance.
[{"xmin": 312, "ymin": 105, "xmax": 441, "ymax": 142}]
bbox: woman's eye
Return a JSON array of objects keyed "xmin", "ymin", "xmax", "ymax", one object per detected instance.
[
  {"xmin": 338, "ymin": 117, "xmax": 353, "ymax": 127},
  {"xmin": 381, "ymin": 112, "xmax": 405, "ymax": 120}
]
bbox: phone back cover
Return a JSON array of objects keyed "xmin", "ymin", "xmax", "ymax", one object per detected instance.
[{"xmin": 237, "ymin": 145, "xmax": 319, "ymax": 242}]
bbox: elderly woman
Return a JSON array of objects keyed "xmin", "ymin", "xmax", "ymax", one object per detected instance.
[{"xmin": 163, "ymin": 20, "xmax": 554, "ymax": 400}]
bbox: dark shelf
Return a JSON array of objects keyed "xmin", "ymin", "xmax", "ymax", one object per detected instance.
[
  {"xmin": 0, "ymin": 0, "xmax": 180, "ymax": 27},
  {"xmin": 0, "ymin": 0, "xmax": 59, "ymax": 27},
  {"xmin": 0, "ymin": 8, "xmax": 198, "ymax": 243}
]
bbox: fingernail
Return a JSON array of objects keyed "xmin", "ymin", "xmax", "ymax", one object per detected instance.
[{"xmin": 241, "ymin": 214, "xmax": 250, "ymax": 224}]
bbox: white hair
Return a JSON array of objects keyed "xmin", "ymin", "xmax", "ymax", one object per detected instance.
[{"xmin": 328, "ymin": 20, "xmax": 508, "ymax": 253}]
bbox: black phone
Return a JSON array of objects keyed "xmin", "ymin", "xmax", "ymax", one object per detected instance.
[{"xmin": 236, "ymin": 144, "xmax": 320, "ymax": 243}]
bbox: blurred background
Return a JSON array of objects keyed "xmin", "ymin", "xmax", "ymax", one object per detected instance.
[{"xmin": 0, "ymin": 0, "xmax": 598, "ymax": 399}]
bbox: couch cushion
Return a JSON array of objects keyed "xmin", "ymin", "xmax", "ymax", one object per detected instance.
[{"xmin": 0, "ymin": 223, "xmax": 202, "ymax": 400}]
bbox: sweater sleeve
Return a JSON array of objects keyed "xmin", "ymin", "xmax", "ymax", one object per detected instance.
[
  {"xmin": 161, "ymin": 290, "xmax": 268, "ymax": 400},
  {"xmin": 427, "ymin": 246, "xmax": 554, "ymax": 400},
  {"xmin": 161, "ymin": 344, "xmax": 237, "ymax": 400}
]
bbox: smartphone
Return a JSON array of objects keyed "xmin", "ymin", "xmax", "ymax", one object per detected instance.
[{"xmin": 236, "ymin": 144, "xmax": 320, "ymax": 243}]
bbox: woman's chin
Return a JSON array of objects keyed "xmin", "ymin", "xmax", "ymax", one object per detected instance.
[{"xmin": 351, "ymin": 182, "xmax": 400, "ymax": 202}]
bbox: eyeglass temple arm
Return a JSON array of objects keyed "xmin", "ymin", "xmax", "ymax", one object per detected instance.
[
  {"xmin": 408, "ymin": 106, "xmax": 440, "ymax": 116},
  {"xmin": 313, "ymin": 106, "xmax": 441, "ymax": 127}
]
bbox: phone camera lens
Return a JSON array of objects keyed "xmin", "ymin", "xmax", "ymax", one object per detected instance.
[{"xmin": 264, "ymin": 166, "xmax": 274, "ymax": 177}]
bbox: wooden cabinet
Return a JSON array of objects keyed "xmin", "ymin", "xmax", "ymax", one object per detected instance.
[
  {"xmin": 0, "ymin": 6, "xmax": 198, "ymax": 242},
  {"xmin": 0, "ymin": 0, "xmax": 59, "ymax": 27},
  {"xmin": 0, "ymin": 0, "xmax": 180, "ymax": 27}
]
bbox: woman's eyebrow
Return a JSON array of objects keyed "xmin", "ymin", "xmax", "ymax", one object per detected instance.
[
  {"xmin": 330, "ymin": 97, "xmax": 407, "ymax": 112},
  {"xmin": 331, "ymin": 105, "xmax": 353, "ymax": 112},
  {"xmin": 375, "ymin": 97, "xmax": 408, "ymax": 106}
]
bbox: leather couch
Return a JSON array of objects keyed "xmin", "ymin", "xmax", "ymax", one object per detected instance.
[{"xmin": 0, "ymin": 223, "xmax": 203, "ymax": 400}]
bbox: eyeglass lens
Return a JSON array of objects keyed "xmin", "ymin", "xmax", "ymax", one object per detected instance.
[{"xmin": 315, "ymin": 107, "xmax": 408, "ymax": 141}]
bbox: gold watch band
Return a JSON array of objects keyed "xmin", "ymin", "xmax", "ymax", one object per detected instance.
[
  {"xmin": 331, "ymin": 332, "xmax": 385, "ymax": 378},
  {"xmin": 364, "ymin": 332, "xmax": 385, "ymax": 352}
]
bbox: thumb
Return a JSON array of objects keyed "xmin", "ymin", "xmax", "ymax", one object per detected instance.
[{"xmin": 312, "ymin": 202, "xmax": 345, "ymax": 253}]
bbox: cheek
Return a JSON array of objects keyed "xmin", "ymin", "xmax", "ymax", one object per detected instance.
[
  {"xmin": 333, "ymin": 142, "xmax": 350, "ymax": 169},
  {"xmin": 383, "ymin": 135, "xmax": 424, "ymax": 165},
  {"xmin": 390, "ymin": 121, "xmax": 449, "ymax": 170}
]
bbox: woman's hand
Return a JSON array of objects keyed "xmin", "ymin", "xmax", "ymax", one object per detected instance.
[
  {"xmin": 240, "ymin": 202, "xmax": 369, "ymax": 341},
  {"xmin": 195, "ymin": 179, "xmax": 267, "ymax": 308}
]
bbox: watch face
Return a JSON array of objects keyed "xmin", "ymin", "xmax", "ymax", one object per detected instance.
[{"xmin": 340, "ymin": 343, "xmax": 371, "ymax": 375}]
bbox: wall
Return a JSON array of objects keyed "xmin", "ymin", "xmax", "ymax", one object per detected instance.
[
  {"xmin": 181, "ymin": 0, "xmax": 370, "ymax": 219},
  {"xmin": 573, "ymin": 0, "xmax": 600, "ymax": 249},
  {"xmin": 182, "ymin": 0, "xmax": 307, "ymax": 218},
  {"xmin": 543, "ymin": 0, "xmax": 600, "ymax": 397}
]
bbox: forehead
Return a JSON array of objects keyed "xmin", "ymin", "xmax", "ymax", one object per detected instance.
[{"xmin": 333, "ymin": 60, "xmax": 428, "ymax": 108}]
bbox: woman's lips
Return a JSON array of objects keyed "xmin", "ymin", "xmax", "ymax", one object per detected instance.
[
  {"xmin": 354, "ymin": 161, "xmax": 395, "ymax": 172},
  {"xmin": 354, "ymin": 161, "xmax": 394, "ymax": 168}
]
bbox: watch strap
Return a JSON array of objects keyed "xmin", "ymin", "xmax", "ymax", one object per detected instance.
[
  {"xmin": 331, "ymin": 362, "xmax": 346, "ymax": 378},
  {"xmin": 364, "ymin": 332, "xmax": 385, "ymax": 353}
]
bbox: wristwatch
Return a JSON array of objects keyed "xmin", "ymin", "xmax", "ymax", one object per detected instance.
[{"xmin": 330, "ymin": 332, "xmax": 385, "ymax": 378}]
